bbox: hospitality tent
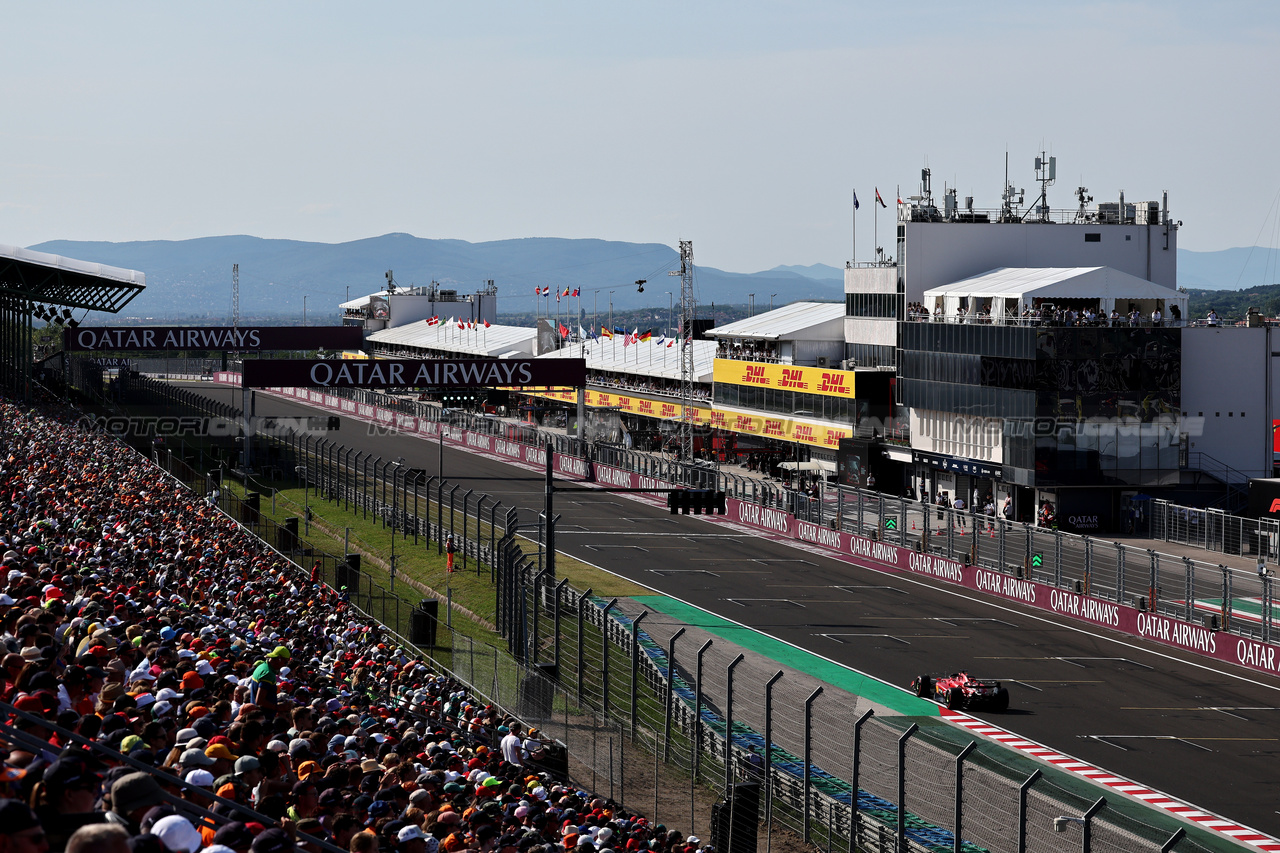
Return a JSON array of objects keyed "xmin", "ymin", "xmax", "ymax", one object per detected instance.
[{"xmin": 922, "ymin": 267, "xmax": 1188, "ymax": 323}]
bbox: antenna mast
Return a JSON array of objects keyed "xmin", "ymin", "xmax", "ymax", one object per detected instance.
[{"xmin": 232, "ymin": 263, "xmax": 240, "ymax": 334}]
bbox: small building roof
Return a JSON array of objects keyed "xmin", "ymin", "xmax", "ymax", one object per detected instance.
[
  {"xmin": 539, "ymin": 335, "xmax": 717, "ymax": 383},
  {"xmin": 367, "ymin": 320, "xmax": 536, "ymax": 357},
  {"xmin": 706, "ymin": 302, "xmax": 845, "ymax": 341}
]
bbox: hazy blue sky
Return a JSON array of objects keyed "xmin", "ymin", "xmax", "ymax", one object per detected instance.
[{"xmin": 3, "ymin": 1, "xmax": 1277, "ymax": 272}]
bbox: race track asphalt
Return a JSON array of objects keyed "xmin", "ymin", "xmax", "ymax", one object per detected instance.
[{"xmin": 181, "ymin": 384, "xmax": 1280, "ymax": 838}]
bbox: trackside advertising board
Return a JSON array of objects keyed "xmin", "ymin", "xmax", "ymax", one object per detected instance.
[
  {"xmin": 65, "ymin": 326, "xmax": 363, "ymax": 352},
  {"xmin": 215, "ymin": 373, "xmax": 1280, "ymax": 680},
  {"xmin": 242, "ymin": 358, "xmax": 586, "ymax": 389}
]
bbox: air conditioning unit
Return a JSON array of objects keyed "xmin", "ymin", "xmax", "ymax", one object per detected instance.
[
  {"xmin": 816, "ymin": 356, "xmax": 830, "ymax": 368},
  {"xmin": 841, "ymin": 359, "xmax": 857, "ymax": 370}
]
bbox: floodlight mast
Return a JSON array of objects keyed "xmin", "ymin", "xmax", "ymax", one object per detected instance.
[{"xmin": 676, "ymin": 241, "xmax": 695, "ymax": 473}]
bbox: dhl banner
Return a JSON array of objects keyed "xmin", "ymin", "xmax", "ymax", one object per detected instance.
[
  {"xmin": 712, "ymin": 359, "xmax": 855, "ymax": 399},
  {"xmin": 523, "ymin": 388, "xmax": 851, "ymax": 449}
]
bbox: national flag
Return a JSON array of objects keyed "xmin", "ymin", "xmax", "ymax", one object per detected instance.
[
  {"xmin": 558, "ymin": 322, "xmax": 569, "ymax": 339},
  {"xmin": 446, "ymin": 317, "xmax": 455, "ymax": 326},
  {"xmin": 571, "ymin": 288, "xmax": 580, "ymax": 297},
  {"xmin": 666, "ymin": 339, "xmax": 674, "ymax": 348},
  {"xmin": 639, "ymin": 329, "xmax": 652, "ymax": 342},
  {"xmin": 483, "ymin": 319, "xmax": 491, "ymax": 328},
  {"xmin": 875, "ymin": 187, "xmax": 887, "ymax": 208},
  {"xmin": 458, "ymin": 321, "xmax": 465, "ymax": 330},
  {"xmin": 601, "ymin": 327, "xmax": 613, "ymax": 339},
  {"xmin": 622, "ymin": 332, "xmax": 630, "ymax": 348},
  {"xmin": 579, "ymin": 325, "xmax": 588, "ymax": 340},
  {"xmin": 561, "ymin": 287, "xmax": 572, "ymax": 297},
  {"xmin": 853, "ymin": 190, "xmax": 860, "ymax": 211},
  {"xmin": 614, "ymin": 326, "xmax": 626, "ymax": 335},
  {"xmin": 655, "ymin": 335, "xmax": 665, "ymax": 345}
]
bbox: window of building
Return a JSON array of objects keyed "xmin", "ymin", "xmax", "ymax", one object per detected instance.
[{"xmin": 1084, "ymin": 233, "xmax": 1101, "ymax": 243}]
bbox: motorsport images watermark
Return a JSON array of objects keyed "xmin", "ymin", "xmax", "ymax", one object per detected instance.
[{"xmin": 80, "ymin": 415, "xmax": 340, "ymax": 438}]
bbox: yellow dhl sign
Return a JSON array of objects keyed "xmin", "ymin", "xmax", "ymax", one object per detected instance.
[
  {"xmin": 523, "ymin": 387, "xmax": 851, "ymax": 449},
  {"xmin": 712, "ymin": 359, "xmax": 856, "ymax": 399}
]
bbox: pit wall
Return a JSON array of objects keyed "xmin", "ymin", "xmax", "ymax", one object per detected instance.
[{"xmin": 218, "ymin": 375, "xmax": 1280, "ymax": 680}]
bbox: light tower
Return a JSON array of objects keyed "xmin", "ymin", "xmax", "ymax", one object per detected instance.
[
  {"xmin": 232, "ymin": 263, "xmax": 240, "ymax": 333},
  {"xmin": 675, "ymin": 240, "xmax": 695, "ymax": 470}
]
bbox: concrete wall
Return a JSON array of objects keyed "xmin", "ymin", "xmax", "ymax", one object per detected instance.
[
  {"xmin": 1182, "ymin": 326, "xmax": 1272, "ymax": 479},
  {"xmin": 901, "ymin": 221, "xmax": 1178, "ymax": 302}
]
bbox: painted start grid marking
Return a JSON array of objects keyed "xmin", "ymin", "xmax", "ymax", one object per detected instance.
[{"xmin": 940, "ymin": 708, "xmax": 1280, "ymax": 850}]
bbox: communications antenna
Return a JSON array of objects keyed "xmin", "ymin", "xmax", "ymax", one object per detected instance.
[
  {"xmin": 1026, "ymin": 151, "xmax": 1057, "ymax": 221},
  {"xmin": 231, "ymin": 263, "xmax": 240, "ymax": 335},
  {"xmin": 668, "ymin": 240, "xmax": 696, "ymax": 470}
]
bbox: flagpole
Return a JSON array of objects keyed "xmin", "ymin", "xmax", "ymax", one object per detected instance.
[
  {"xmin": 874, "ymin": 192, "xmax": 878, "ymax": 265},
  {"xmin": 852, "ymin": 188, "xmax": 856, "ymax": 265}
]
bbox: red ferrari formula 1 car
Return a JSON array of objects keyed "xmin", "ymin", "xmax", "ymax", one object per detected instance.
[{"xmin": 910, "ymin": 671, "xmax": 1010, "ymax": 711}]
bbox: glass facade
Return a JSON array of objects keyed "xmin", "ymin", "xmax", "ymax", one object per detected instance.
[
  {"xmin": 899, "ymin": 323, "xmax": 1182, "ymax": 486},
  {"xmin": 845, "ymin": 292, "xmax": 901, "ymax": 319},
  {"xmin": 713, "ymin": 383, "xmax": 863, "ymax": 424}
]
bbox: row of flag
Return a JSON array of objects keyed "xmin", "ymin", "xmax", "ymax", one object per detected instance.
[
  {"xmin": 536, "ymin": 286, "xmax": 581, "ymax": 300},
  {"xmin": 425, "ymin": 315, "xmax": 491, "ymax": 330}
]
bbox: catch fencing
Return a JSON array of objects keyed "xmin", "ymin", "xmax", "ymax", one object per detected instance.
[{"xmin": 120, "ymin": 373, "xmax": 1234, "ymax": 852}]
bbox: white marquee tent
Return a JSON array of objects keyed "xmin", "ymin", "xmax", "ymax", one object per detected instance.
[{"xmin": 922, "ymin": 267, "xmax": 1188, "ymax": 323}]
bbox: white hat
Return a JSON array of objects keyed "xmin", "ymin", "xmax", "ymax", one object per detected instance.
[
  {"xmin": 184, "ymin": 769, "xmax": 215, "ymax": 788},
  {"xmin": 397, "ymin": 826, "xmax": 426, "ymax": 844},
  {"xmin": 152, "ymin": 814, "xmax": 203, "ymax": 853}
]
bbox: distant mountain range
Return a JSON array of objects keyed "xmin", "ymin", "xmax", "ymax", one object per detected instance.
[
  {"xmin": 29, "ymin": 234, "xmax": 845, "ymax": 320},
  {"xmin": 25, "ymin": 235, "xmax": 1280, "ymax": 321}
]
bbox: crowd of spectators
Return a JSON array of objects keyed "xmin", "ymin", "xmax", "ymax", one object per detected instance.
[{"xmin": 0, "ymin": 390, "xmax": 708, "ymax": 853}]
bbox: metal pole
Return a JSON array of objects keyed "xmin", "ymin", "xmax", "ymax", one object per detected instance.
[
  {"xmin": 554, "ymin": 578, "xmax": 569, "ymax": 674},
  {"xmin": 693, "ymin": 639, "xmax": 713, "ymax": 782},
  {"xmin": 664, "ymin": 628, "xmax": 686, "ymax": 763},
  {"xmin": 601, "ymin": 598, "xmax": 618, "ymax": 718},
  {"xmin": 462, "ymin": 489, "xmax": 473, "ymax": 571},
  {"xmin": 437, "ymin": 481, "xmax": 445, "ymax": 554},
  {"xmin": 1017, "ymin": 770, "xmax": 1042, "ymax": 853},
  {"xmin": 953, "ymin": 742, "xmax": 977, "ymax": 853},
  {"xmin": 630, "ymin": 611, "xmax": 648, "ymax": 738},
  {"xmin": 1160, "ymin": 829, "xmax": 1187, "ymax": 853},
  {"xmin": 530, "ymin": 567, "xmax": 550, "ymax": 665},
  {"xmin": 576, "ymin": 588, "xmax": 593, "ymax": 705},
  {"xmin": 724, "ymin": 653, "xmax": 745, "ymax": 793},
  {"xmin": 1082, "ymin": 796, "xmax": 1107, "ymax": 853},
  {"xmin": 763, "ymin": 670, "xmax": 784, "ymax": 852},
  {"xmin": 850, "ymin": 708, "xmax": 874, "ymax": 843},
  {"xmin": 545, "ymin": 442, "xmax": 556, "ymax": 582},
  {"xmin": 897, "ymin": 723, "xmax": 919, "ymax": 851},
  {"xmin": 803, "ymin": 686, "xmax": 824, "ymax": 844}
]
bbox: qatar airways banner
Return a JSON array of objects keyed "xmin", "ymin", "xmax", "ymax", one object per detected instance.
[
  {"xmin": 66, "ymin": 326, "xmax": 363, "ymax": 352},
  {"xmin": 242, "ymin": 358, "xmax": 586, "ymax": 389}
]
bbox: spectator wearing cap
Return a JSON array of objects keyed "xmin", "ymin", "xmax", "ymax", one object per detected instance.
[
  {"xmin": 33, "ymin": 756, "xmax": 106, "ymax": 849},
  {"xmin": 251, "ymin": 827, "xmax": 296, "ymax": 853},
  {"xmin": 205, "ymin": 741, "xmax": 238, "ymax": 776},
  {"xmin": 289, "ymin": 779, "xmax": 320, "ymax": 821},
  {"xmin": 65, "ymin": 824, "xmax": 129, "ymax": 853},
  {"xmin": 0, "ymin": 799, "xmax": 48, "ymax": 853},
  {"xmin": 249, "ymin": 647, "xmax": 291, "ymax": 712},
  {"xmin": 499, "ymin": 724, "xmax": 525, "ymax": 768},
  {"xmin": 104, "ymin": 772, "xmax": 164, "ymax": 836},
  {"xmin": 211, "ymin": 822, "xmax": 256, "ymax": 853},
  {"xmin": 151, "ymin": 814, "xmax": 203, "ymax": 853},
  {"xmin": 397, "ymin": 824, "xmax": 429, "ymax": 853}
]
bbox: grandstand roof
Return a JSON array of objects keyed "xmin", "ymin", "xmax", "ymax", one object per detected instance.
[
  {"xmin": 705, "ymin": 301, "xmax": 844, "ymax": 341},
  {"xmin": 0, "ymin": 242, "xmax": 146, "ymax": 312},
  {"xmin": 367, "ymin": 319, "xmax": 536, "ymax": 357},
  {"xmin": 539, "ymin": 336, "xmax": 717, "ymax": 382}
]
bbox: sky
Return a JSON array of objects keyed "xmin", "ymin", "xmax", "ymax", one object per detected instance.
[{"xmin": 3, "ymin": 1, "xmax": 1279, "ymax": 273}]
